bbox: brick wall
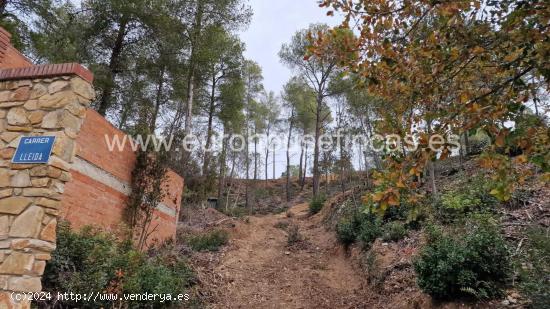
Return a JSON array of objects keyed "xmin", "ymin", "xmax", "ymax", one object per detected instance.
[
  {"xmin": 0, "ymin": 27, "xmax": 32, "ymax": 69},
  {"xmin": 60, "ymin": 109, "xmax": 184, "ymax": 244}
]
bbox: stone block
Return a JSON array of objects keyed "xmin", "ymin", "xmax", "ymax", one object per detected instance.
[
  {"xmin": 10, "ymin": 170, "xmax": 31, "ymax": 188},
  {"xmin": 42, "ymin": 109, "xmax": 80, "ymax": 130},
  {"xmin": 0, "ymin": 169, "xmax": 9, "ymax": 187},
  {"xmin": 71, "ymin": 77, "xmax": 95, "ymax": 101},
  {"xmin": 65, "ymin": 101, "xmax": 86, "ymax": 118},
  {"xmin": 12, "ymin": 87, "xmax": 30, "ymax": 101},
  {"xmin": 48, "ymin": 80, "xmax": 69, "ymax": 94},
  {"xmin": 0, "ymin": 189, "xmax": 11, "ymax": 199},
  {"xmin": 11, "ymin": 239, "xmax": 55, "ymax": 252},
  {"xmin": 0, "ymin": 101, "xmax": 25, "ymax": 108},
  {"xmin": 32, "ymin": 260, "xmax": 46, "ymax": 275},
  {"xmin": 38, "ymin": 91, "xmax": 77, "ymax": 109},
  {"xmin": 23, "ymin": 99, "xmax": 38, "ymax": 110},
  {"xmin": 29, "ymin": 83, "xmax": 48, "ymax": 99},
  {"xmin": 8, "ymin": 277, "xmax": 41, "ymax": 292},
  {"xmin": 39, "ymin": 218, "xmax": 56, "ymax": 242},
  {"xmin": 0, "ymin": 132, "xmax": 19, "ymax": 143},
  {"xmin": 0, "ymin": 197, "xmax": 32, "ymax": 215},
  {"xmin": 28, "ymin": 110, "xmax": 45, "ymax": 124},
  {"xmin": 0, "ymin": 216, "xmax": 8, "ymax": 240},
  {"xmin": 9, "ymin": 206, "xmax": 44, "ymax": 238},
  {"xmin": 6, "ymin": 125, "xmax": 32, "ymax": 132},
  {"xmin": 35, "ymin": 198, "xmax": 59, "ymax": 209},
  {"xmin": 0, "ymin": 148, "xmax": 14, "ymax": 160},
  {"xmin": 0, "ymin": 252, "xmax": 34, "ymax": 275},
  {"xmin": 30, "ymin": 178, "xmax": 50, "ymax": 187},
  {"xmin": 6, "ymin": 107, "xmax": 28, "ymax": 126}
]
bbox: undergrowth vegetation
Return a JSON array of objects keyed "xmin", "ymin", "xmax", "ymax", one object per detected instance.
[
  {"xmin": 414, "ymin": 217, "xmax": 511, "ymax": 300},
  {"xmin": 186, "ymin": 229, "xmax": 229, "ymax": 252},
  {"xmin": 42, "ymin": 222, "xmax": 196, "ymax": 308},
  {"xmin": 517, "ymin": 227, "xmax": 550, "ymax": 309},
  {"xmin": 309, "ymin": 194, "xmax": 326, "ymax": 214},
  {"xmin": 333, "ymin": 166, "xmax": 548, "ymax": 304}
]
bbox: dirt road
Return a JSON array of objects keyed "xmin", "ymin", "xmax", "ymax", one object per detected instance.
[{"xmin": 208, "ymin": 202, "xmax": 368, "ymax": 309}]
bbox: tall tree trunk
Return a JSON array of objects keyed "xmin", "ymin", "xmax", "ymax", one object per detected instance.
[
  {"xmin": 254, "ymin": 129, "xmax": 258, "ymax": 180},
  {"xmin": 339, "ymin": 133, "xmax": 346, "ymax": 194},
  {"xmin": 265, "ymin": 135, "xmax": 269, "ymax": 186},
  {"xmin": 225, "ymin": 151, "xmax": 236, "ymax": 211},
  {"xmin": 286, "ymin": 117, "xmax": 294, "ymax": 202},
  {"xmin": 298, "ymin": 142, "xmax": 304, "ymax": 183},
  {"xmin": 301, "ymin": 144, "xmax": 308, "ymax": 191},
  {"xmin": 272, "ymin": 145, "xmax": 275, "ymax": 180},
  {"xmin": 0, "ymin": 1, "xmax": 7, "ymax": 15},
  {"xmin": 183, "ymin": 0, "xmax": 204, "ymax": 136},
  {"xmin": 150, "ymin": 66, "xmax": 165, "ymax": 132},
  {"xmin": 202, "ymin": 73, "xmax": 216, "ymax": 176},
  {"xmin": 245, "ymin": 118, "xmax": 250, "ymax": 212},
  {"xmin": 217, "ymin": 131, "xmax": 228, "ymax": 206},
  {"xmin": 312, "ymin": 95, "xmax": 322, "ymax": 197},
  {"xmin": 98, "ymin": 19, "xmax": 128, "ymax": 116},
  {"xmin": 365, "ymin": 113, "xmax": 382, "ymax": 169}
]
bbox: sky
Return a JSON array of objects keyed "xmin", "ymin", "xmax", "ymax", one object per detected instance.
[
  {"xmin": 239, "ymin": 1, "xmax": 343, "ymax": 178},
  {"xmin": 240, "ymin": 0, "xmax": 341, "ymax": 96}
]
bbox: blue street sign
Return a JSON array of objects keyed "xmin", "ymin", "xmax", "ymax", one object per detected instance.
[{"xmin": 12, "ymin": 136, "xmax": 56, "ymax": 164}]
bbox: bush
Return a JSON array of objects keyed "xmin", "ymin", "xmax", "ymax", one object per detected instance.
[
  {"xmin": 381, "ymin": 222, "xmax": 408, "ymax": 242},
  {"xmin": 309, "ymin": 195, "xmax": 326, "ymax": 214},
  {"xmin": 414, "ymin": 219, "xmax": 510, "ymax": 300},
  {"xmin": 187, "ymin": 229, "xmax": 229, "ymax": 251},
  {"xmin": 357, "ymin": 216, "xmax": 382, "ymax": 249},
  {"xmin": 335, "ymin": 211, "xmax": 382, "ymax": 248},
  {"xmin": 336, "ymin": 219, "xmax": 357, "ymax": 246},
  {"xmin": 518, "ymin": 227, "xmax": 550, "ymax": 309},
  {"xmin": 42, "ymin": 221, "xmax": 195, "ymax": 308}
]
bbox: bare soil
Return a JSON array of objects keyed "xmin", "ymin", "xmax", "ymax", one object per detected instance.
[{"xmin": 206, "ymin": 201, "xmax": 369, "ymax": 308}]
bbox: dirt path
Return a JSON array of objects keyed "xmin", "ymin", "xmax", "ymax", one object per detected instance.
[{"xmin": 208, "ymin": 201, "xmax": 368, "ymax": 309}]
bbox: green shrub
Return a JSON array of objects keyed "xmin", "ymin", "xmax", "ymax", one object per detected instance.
[
  {"xmin": 357, "ymin": 216, "xmax": 382, "ymax": 249},
  {"xmin": 336, "ymin": 219, "xmax": 357, "ymax": 246},
  {"xmin": 414, "ymin": 219, "xmax": 510, "ymax": 300},
  {"xmin": 187, "ymin": 229, "xmax": 229, "ymax": 251},
  {"xmin": 436, "ymin": 177, "xmax": 498, "ymax": 222},
  {"xmin": 383, "ymin": 205, "xmax": 408, "ymax": 222},
  {"xmin": 309, "ymin": 195, "xmax": 326, "ymax": 214},
  {"xmin": 42, "ymin": 221, "xmax": 195, "ymax": 308},
  {"xmin": 381, "ymin": 222, "xmax": 408, "ymax": 242},
  {"xmin": 335, "ymin": 211, "xmax": 382, "ymax": 248},
  {"xmin": 518, "ymin": 227, "xmax": 550, "ymax": 309}
]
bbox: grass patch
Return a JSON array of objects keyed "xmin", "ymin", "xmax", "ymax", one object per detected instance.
[{"xmin": 187, "ymin": 229, "xmax": 229, "ymax": 251}]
